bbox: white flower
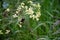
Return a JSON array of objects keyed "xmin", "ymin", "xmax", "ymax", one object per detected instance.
[
  {"xmin": 21, "ymin": 2, "xmax": 25, "ymax": 6},
  {"xmin": 32, "ymin": 15, "xmax": 36, "ymax": 20},
  {"xmin": 32, "ymin": 4, "xmax": 36, "ymax": 7},
  {"xmin": 30, "ymin": 15, "xmax": 33, "ymax": 18},
  {"xmin": 16, "ymin": 11, "xmax": 19, "ymax": 14},
  {"xmin": 34, "ymin": 12, "xmax": 41, "ymax": 21},
  {"xmin": 36, "ymin": 12, "xmax": 41, "ymax": 18},
  {"xmin": 21, "ymin": 5, "xmax": 24, "ymax": 8},
  {"xmin": 0, "ymin": 30, "xmax": 3, "ymax": 34},
  {"xmin": 17, "ymin": 5, "xmax": 21, "ymax": 11},
  {"xmin": 28, "ymin": 1, "xmax": 33, "ymax": 4},
  {"xmin": 36, "ymin": 18, "xmax": 39, "ymax": 21},
  {"xmin": 37, "ymin": 3, "xmax": 41, "ymax": 8},
  {"xmin": 5, "ymin": 30, "xmax": 10, "ymax": 34},
  {"xmin": 17, "ymin": 7, "xmax": 21, "ymax": 10},
  {"xmin": 26, "ymin": 7, "xmax": 34, "ymax": 15},
  {"xmin": 30, "ymin": 15, "xmax": 36, "ymax": 20},
  {"xmin": 13, "ymin": 14, "xmax": 18, "ymax": 18},
  {"xmin": 19, "ymin": 24, "xmax": 22, "ymax": 27},
  {"xmin": 25, "ymin": 6, "xmax": 28, "ymax": 9},
  {"xmin": 6, "ymin": 8, "xmax": 10, "ymax": 12},
  {"xmin": 30, "ymin": 15, "xmax": 34, "ymax": 18}
]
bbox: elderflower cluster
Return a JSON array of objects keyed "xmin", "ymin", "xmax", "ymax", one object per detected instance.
[
  {"xmin": 13, "ymin": 0, "xmax": 41, "ymax": 20},
  {"xmin": 25, "ymin": 2, "xmax": 41, "ymax": 21},
  {"xmin": 13, "ymin": 1, "xmax": 41, "ymax": 27}
]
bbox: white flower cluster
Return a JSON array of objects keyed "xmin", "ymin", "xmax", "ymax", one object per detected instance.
[
  {"xmin": 25, "ymin": 1, "xmax": 41, "ymax": 21},
  {"xmin": 12, "ymin": 1, "xmax": 41, "ymax": 27},
  {"xmin": 16, "ymin": 2, "xmax": 25, "ymax": 14},
  {"xmin": 13, "ymin": 2, "xmax": 25, "ymax": 18},
  {"xmin": 26, "ymin": 7, "xmax": 41, "ymax": 21}
]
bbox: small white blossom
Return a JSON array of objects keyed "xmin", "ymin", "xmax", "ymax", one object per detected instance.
[
  {"xmin": 36, "ymin": 18, "xmax": 39, "ymax": 21},
  {"xmin": 37, "ymin": 3, "xmax": 41, "ymax": 8},
  {"xmin": 36, "ymin": 12, "xmax": 41, "ymax": 18},
  {"xmin": 13, "ymin": 14, "xmax": 18, "ymax": 18},
  {"xmin": 25, "ymin": 6, "xmax": 28, "ymax": 9},
  {"xmin": 30, "ymin": 15, "xmax": 33, "ymax": 18},
  {"xmin": 32, "ymin": 4, "xmax": 36, "ymax": 7},
  {"xmin": 19, "ymin": 24, "xmax": 22, "ymax": 27},
  {"xmin": 28, "ymin": 1, "xmax": 33, "ymax": 4},
  {"xmin": 26, "ymin": 7, "xmax": 34, "ymax": 15},
  {"xmin": 5, "ymin": 30, "xmax": 10, "ymax": 34},
  {"xmin": 0, "ymin": 30, "xmax": 3, "ymax": 34},
  {"xmin": 17, "ymin": 8, "xmax": 21, "ymax": 10},
  {"xmin": 32, "ymin": 15, "xmax": 36, "ymax": 20},
  {"xmin": 20, "ymin": 22, "xmax": 22, "ymax": 24},
  {"xmin": 30, "ymin": 15, "xmax": 36, "ymax": 20},
  {"xmin": 6, "ymin": 8, "xmax": 10, "ymax": 12},
  {"xmin": 21, "ymin": 2, "xmax": 25, "ymax": 6},
  {"xmin": 21, "ymin": 5, "xmax": 24, "ymax": 8},
  {"xmin": 16, "ymin": 11, "xmax": 19, "ymax": 14}
]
